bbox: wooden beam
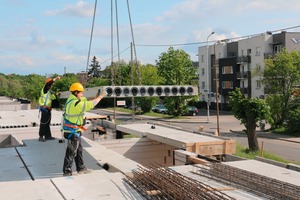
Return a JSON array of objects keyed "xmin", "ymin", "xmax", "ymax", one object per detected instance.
[
  {"xmin": 188, "ymin": 156, "xmax": 208, "ymax": 165},
  {"xmin": 85, "ymin": 115, "xmax": 108, "ymax": 120}
]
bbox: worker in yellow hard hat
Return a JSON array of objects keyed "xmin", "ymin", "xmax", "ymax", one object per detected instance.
[
  {"xmin": 62, "ymin": 82, "xmax": 107, "ymax": 176},
  {"xmin": 38, "ymin": 76, "xmax": 61, "ymax": 142}
]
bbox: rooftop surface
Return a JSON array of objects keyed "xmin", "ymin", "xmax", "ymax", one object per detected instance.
[{"xmin": 0, "ymin": 109, "xmax": 300, "ymax": 199}]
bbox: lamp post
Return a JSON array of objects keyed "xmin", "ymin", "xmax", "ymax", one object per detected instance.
[
  {"xmin": 206, "ymin": 32, "xmax": 215, "ymax": 122},
  {"xmin": 213, "ymin": 42, "xmax": 220, "ymax": 135}
]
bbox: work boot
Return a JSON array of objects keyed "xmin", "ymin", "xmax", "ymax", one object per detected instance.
[
  {"xmin": 78, "ymin": 168, "xmax": 93, "ymax": 175},
  {"xmin": 63, "ymin": 172, "xmax": 72, "ymax": 176},
  {"xmin": 38, "ymin": 137, "xmax": 46, "ymax": 142},
  {"xmin": 45, "ymin": 137, "xmax": 55, "ymax": 140}
]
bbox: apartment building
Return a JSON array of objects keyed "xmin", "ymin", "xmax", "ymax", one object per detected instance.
[{"xmin": 198, "ymin": 31, "xmax": 300, "ymax": 110}]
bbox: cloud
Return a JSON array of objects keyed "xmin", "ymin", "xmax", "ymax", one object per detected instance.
[{"xmin": 44, "ymin": 1, "xmax": 94, "ymax": 18}]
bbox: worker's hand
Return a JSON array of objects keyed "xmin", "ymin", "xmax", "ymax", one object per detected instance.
[
  {"xmin": 54, "ymin": 76, "xmax": 61, "ymax": 81},
  {"xmin": 100, "ymin": 90, "xmax": 107, "ymax": 98}
]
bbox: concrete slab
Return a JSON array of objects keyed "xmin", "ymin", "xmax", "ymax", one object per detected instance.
[
  {"xmin": 224, "ymin": 159, "xmax": 300, "ymax": 186},
  {"xmin": 0, "ymin": 179, "xmax": 63, "ymax": 200},
  {"xmin": 16, "ymin": 137, "xmax": 104, "ymax": 180},
  {"xmin": 117, "ymin": 123, "xmax": 222, "ymax": 145},
  {"xmin": 51, "ymin": 170, "xmax": 145, "ymax": 199},
  {"xmin": 170, "ymin": 165, "xmax": 269, "ymax": 200},
  {"xmin": 0, "ymin": 148, "xmax": 31, "ymax": 182},
  {"xmin": 117, "ymin": 123, "xmax": 235, "ymax": 155}
]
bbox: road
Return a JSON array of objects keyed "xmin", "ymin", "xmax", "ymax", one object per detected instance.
[{"xmin": 91, "ymin": 108, "xmax": 300, "ymax": 164}]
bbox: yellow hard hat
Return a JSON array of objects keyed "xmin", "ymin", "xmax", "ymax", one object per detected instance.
[{"xmin": 69, "ymin": 82, "xmax": 84, "ymax": 92}]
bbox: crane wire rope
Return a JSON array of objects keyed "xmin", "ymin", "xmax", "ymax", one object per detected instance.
[
  {"xmin": 85, "ymin": 0, "xmax": 98, "ymax": 75},
  {"xmin": 110, "ymin": 0, "xmax": 115, "ymax": 86},
  {"xmin": 126, "ymin": 0, "xmax": 141, "ymax": 85},
  {"xmin": 115, "ymin": 0, "xmax": 122, "ymax": 86}
]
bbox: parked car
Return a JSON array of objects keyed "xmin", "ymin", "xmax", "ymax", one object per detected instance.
[
  {"xmin": 151, "ymin": 104, "xmax": 168, "ymax": 114},
  {"xmin": 185, "ymin": 106, "xmax": 198, "ymax": 116}
]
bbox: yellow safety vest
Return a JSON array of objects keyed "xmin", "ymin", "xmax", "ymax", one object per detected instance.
[
  {"xmin": 63, "ymin": 94, "xmax": 94, "ymax": 126},
  {"xmin": 38, "ymin": 88, "xmax": 56, "ymax": 108}
]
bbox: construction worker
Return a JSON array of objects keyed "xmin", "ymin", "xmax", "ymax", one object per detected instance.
[
  {"xmin": 38, "ymin": 76, "xmax": 61, "ymax": 142},
  {"xmin": 62, "ymin": 82, "xmax": 107, "ymax": 176}
]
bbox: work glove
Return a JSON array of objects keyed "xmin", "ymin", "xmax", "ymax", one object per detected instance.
[{"xmin": 100, "ymin": 89, "xmax": 107, "ymax": 98}]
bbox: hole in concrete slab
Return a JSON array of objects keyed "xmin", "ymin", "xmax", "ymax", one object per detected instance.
[{"xmin": 0, "ymin": 134, "xmax": 23, "ymax": 148}]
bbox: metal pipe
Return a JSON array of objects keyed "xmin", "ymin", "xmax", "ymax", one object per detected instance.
[
  {"xmin": 206, "ymin": 32, "xmax": 215, "ymax": 122},
  {"xmin": 213, "ymin": 42, "xmax": 220, "ymax": 136}
]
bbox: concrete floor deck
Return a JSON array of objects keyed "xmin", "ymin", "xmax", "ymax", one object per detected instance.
[{"xmin": 0, "ymin": 110, "xmax": 300, "ymax": 199}]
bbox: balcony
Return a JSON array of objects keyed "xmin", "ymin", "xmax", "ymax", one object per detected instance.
[
  {"xmin": 240, "ymin": 88, "xmax": 248, "ymax": 94},
  {"xmin": 236, "ymin": 72, "xmax": 248, "ymax": 79},
  {"xmin": 237, "ymin": 56, "xmax": 251, "ymax": 64}
]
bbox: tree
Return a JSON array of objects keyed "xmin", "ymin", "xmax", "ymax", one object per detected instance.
[
  {"xmin": 263, "ymin": 49, "xmax": 300, "ymax": 127},
  {"xmin": 88, "ymin": 56, "xmax": 101, "ymax": 78},
  {"xmin": 229, "ymin": 88, "xmax": 272, "ymax": 151},
  {"xmin": 138, "ymin": 64, "xmax": 162, "ymax": 112},
  {"xmin": 156, "ymin": 47, "xmax": 196, "ymax": 116},
  {"xmin": 286, "ymin": 93, "xmax": 300, "ymax": 134}
]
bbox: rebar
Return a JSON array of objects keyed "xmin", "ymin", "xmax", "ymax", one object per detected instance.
[
  {"xmin": 124, "ymin": 163, "xmax": 235, "ymax": 200},
  {"xmin": 194, "ymin": 163, "xmax": 300, "ymax": 200}
]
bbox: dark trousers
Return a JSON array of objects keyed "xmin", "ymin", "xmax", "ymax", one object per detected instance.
[
  {"xmin": 63, "ymin": 132, "xmax": 85, "ymax": 174},
  {"xmin": 38, "ymin": 109, "xmax": 52, "ymax": 138}
]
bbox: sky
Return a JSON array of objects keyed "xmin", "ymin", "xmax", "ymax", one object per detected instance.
[{"xmin": 1, "ymin": 0, "xmax": 300, "ymax": 76}]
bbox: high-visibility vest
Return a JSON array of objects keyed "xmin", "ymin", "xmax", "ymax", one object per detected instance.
[
  {"xmin": 38, "ymin": 88, "xmax": 56, "ymax": 108},
  {"xmin": 63, "ymin": 95, "xmax": 94, "ymax": 126}
]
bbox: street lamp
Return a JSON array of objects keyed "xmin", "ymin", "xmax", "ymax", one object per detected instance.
[
  {"xmin": 213, "ymin": 41, "xmax": 220, "ymax": 136},
  {"xmin": 206, "ymin": 32, "xmax": 215, "ymax": 122},
  {"xmin": 213, "ymin": 39, "xmax": 228, "ymax": 136}
]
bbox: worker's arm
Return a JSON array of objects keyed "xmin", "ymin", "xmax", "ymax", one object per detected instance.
[
  {"xmin": 92, "ymin": 90, "xmax": 107, "ymax": 106},
  {"xmin": 43, "ymin": 76, "xmax": 61, "ymax": 94}
]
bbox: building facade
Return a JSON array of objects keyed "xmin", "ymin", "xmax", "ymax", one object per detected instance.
[{"xmin": 198, "ymin": 31, "xmax": 300, "ymax": 110}]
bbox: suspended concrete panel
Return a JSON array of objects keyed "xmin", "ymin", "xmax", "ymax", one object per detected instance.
[{"xmin": 60, "ymin": 85, "xmax": 198, "ymax": 99}]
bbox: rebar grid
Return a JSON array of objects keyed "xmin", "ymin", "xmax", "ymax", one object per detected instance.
[
  {"xmin": 124, "ymin": 163, "xmax": 235, "ymax": 200},
  {"xmin": 195, "ymin": 163, "xmax": 300, "ymax": 200}
]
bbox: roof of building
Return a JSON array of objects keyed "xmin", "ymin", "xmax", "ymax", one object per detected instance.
[{"xmin": 0, "ymin": 109, "xmax": 299, "ymax": 199}]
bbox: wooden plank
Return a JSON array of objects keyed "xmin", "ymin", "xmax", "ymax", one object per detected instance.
[
  {"xmin": 195, "ymin": 140, "xmax": 236, "ymax": 156},
  {"xmin": 188, "ymin": 156, "xmax": 208, "ymax": 165},
  {"xmin": 85, "ymin": 115, "xmax": 108, "ymax": 120},
  {"xmin": 95, "ymin": 125, "xmax": 106, "ymax": 132}
]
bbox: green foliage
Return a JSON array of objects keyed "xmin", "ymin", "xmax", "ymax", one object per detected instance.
[
  {"xmin": 286, "ymin": 95, "xmax": 300, "ymax": 134},
  {"xmin": 87, "ymin": 56, "xmax": 101, "ymax": 78},
  {"xmin": 156, "ymin": 47, "xmax": 196, "ymax": 85},
  {"xmin": 234, "ymin": 143, "xmax": 294, "ymax": 164},
  {"xmin": 138, "ymin": 97, "xmax": 157, "ymax": 113},
  {"xmin": 155, "ymin": 47, "xmax": 197, "ymax": 116},
  {"xmin": 229, "ymin": 88, "xmax": 272, "ymax": 151},
  {"xmin": 229, "ymin": 88, "xmax": 272, "ymax": 126},
  {"xmin": 140, "ymin": 64, "xmax": 162, "ymax": 85},
  {"xmin": 265, "ymin": 94, "xmax": 284, "ymax": 128},
  {"xmin": 263, "ymin": 49, "xmax": 300, "ymax": 127},
  {"xmin": 85, "ymin": 77, "xmax": 110, "ymax": 88},
  {"xmin": 23, "ymin": 74, "xmax": 45, "ymax": 102},
  {"xmin": 52, "ymin": 74, "xmax": 78, "ymax": 93}
]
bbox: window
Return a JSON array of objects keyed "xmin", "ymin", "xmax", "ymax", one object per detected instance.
[
  {"xmin": 241, "ymin": 49, "xmax": 244, "ymax": 56},
  {"xmin": 256, "ymin": 80, "xmax": 261, "ymax": 89},
  {"xmin": 222, "ymin": 66, "xmax": 233, "ymax": 74},
  {"xmin": 255, "ymin": 47, "xmax": 261, "ymax": 56},
  {"xmin": 201, "ymin": 55, "xmax": 204, "ymax": 63},
  {"xmin": 201, "ymin": 68, "xmax": 205, "ymax": 76},
  {"xmin": 274, "ymin": 45, "xmax": 282, "ymax": 54},
  {"xmin": 247, "ymin": 49, "xmax": 251, "ymax": 55},
  {"xmin": 222, "ymin": 81, "xmax": 233, "ymax": 89},
  {"xmin": 201, "ymin": 81, "xmax": 205, "ymax": 89},
  {"xmin": 256, "ymin": 64, "xmax": 262, "ymax": 71}
]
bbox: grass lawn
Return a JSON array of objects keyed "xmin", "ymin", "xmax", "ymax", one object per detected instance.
[{"xmin": 235, "ymin": 143, "xmax": 300, "ymax": 165}]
